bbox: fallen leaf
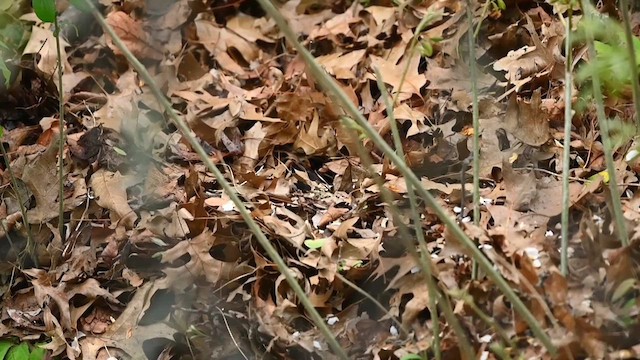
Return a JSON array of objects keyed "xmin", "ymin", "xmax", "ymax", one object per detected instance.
[
  {"xmin": 504, "ymin": 89, "xmax": 550, "ymax": 146},
  {"xmin": 89, "ymin": 169, "xmax": 138, "ymax": 229}
]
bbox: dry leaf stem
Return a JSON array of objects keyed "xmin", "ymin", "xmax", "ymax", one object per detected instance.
[
  {"xmin": 256, "ymin": 0, "xmax": 556, "ymax": 353},
  {"xmin": 80, "ymin": 1, "xmax": 349, "ymax": 358}
]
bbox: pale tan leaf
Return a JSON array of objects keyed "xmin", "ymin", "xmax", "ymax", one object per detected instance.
[{"xmin": 90, "ymin": 169, "xmax": 138, "ymax": 229}]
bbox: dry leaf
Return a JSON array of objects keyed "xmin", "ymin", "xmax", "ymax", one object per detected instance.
[
  {"xmin": 504, "ymin": 88, "xmax": 550, "ymax": 146},
  {"xmin": 89, "ymin": 169, "xmax": 138, "ymax": 229}
]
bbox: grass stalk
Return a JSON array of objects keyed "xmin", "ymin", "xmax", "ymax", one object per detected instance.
[
  {"xmin": 54, "ymin": 14, "xmax": 66, "ymax": 244},
  {"xmin": 466, "ymin": 0, "xmax": 481, "ymax": 280},
  {"xmin": 473, "ymin": 0, "xmax": 491, "ymax": 38},
  {"xmin": 581, "ymin": 1, "xmax": 629, "ymax": 246},
  {"xmin": 256, "ymin": 0, "xmax": 555, "ymax": 353},
  {"xmin": 391, "ymin": 10, "xmax": 442, "ymax": 106},
  {"xmin": 619, "ymin": 0, "xmax": 640, "ymax": 131},
  {"xmin": 374, "ymin": 68, "xmax": 442, "ymax": 359},
  {"xmin": 561, "ymin": 10, "xmax": 573, "ymax": 276},
  {"xmin": 466, "ymin": 0, "xmax": 480, "ymax": 227},
  {"xmin": 80, "ymin": 1, "xmax": 348, "ymax": 358}
]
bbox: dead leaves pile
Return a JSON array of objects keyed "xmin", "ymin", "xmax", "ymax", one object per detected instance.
[{"xmin": 2, "ymin": 0, "xmax": 640, "ymax": 359}]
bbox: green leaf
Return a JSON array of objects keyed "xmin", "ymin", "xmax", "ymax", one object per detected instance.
[
  {"xmin": 612, "ymin": 278, "xmax": 636, "ymax": 303},
  {"xmin": 420, "ymin": 40, "xmax": 433, "ymax": 57},
  {"xmin": 7, "ymin": 343, "xmax": 29, "ymax": 360},
  {"xmin": 112, "ymin": 146, "xmax": 127, "ymax": 156},
  {"xmin": 27, "ymin": 347, "xmax": 46, "ymax": 360},
  {"xmin": 0, "ymin": 126, "xmax": 4, "ymax": 138},
  {"xmin": 0, "ymin": 341, "xmax": 14, "ymax": 360},
  {"xmin": 400, "ymin": 355, "xmax": 424, "ymax": 360},
  {"xmin": 304, "ymin": 238, "xmax": 327, "ymax": 249},
  {"xmin": 32, "ymin": 0, "xmax": 57, "ymax": 23},
  {"xmin": 496, "ymin": 0, "xmax": 506, "ymax": 10}
]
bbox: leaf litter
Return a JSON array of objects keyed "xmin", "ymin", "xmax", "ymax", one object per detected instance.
[{"xmin": 1, "ymin": 0, "xmax": 640, "ymax": 359}]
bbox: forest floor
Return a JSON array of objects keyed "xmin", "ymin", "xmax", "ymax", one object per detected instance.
[{"xmin": 1, "ymin": 0, "xmax": 640, "ymax": 359}]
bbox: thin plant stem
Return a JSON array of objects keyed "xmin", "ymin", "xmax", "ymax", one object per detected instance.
[
  {"xmin": 374, "ymin": 69, "xmax": 441, "ymax": 360},
  {"xmin": 619, "ymin": 0, "xmax": 640, "ymax": 131},
  {"xmin": 561, "ymin": 10, "xmax": 573, "ymax": 276},
  {"xmin": 256, "ymin": 0, "xmax": 556, "ymax": 353},
  {"xmin": 466, "ymin": 0, "xmax": 481, "ymax": 280},
  {"xmin": 80, "ymin": 2, "xmax": 348, "ymax": 358},
  {"xmin": 54, "ymin": 14, "xmax": 66, "ymax": 243},
  {"xmin": 474, "ymin": 0, "xmax": 491, "ymax": 38},
  {"xmin": 581, "ymin": 1, "xmax": 629, "ymax": 246},
  {"xmin": 391, "ymin": 11, "xmax": 442, "ymax": 106}
]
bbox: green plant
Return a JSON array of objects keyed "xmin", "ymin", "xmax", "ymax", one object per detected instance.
[
  {"xmin": 0, "ymin": 1, "xmax": 30, "ymax": 88},
  {"xmin": 575, "ymin": 9, "xmax": 640, "ymax": 98},
  {"xmin": 0, "ymin": 340, "xmax": 47, "ymax": 360},
  {"xmin": 32, "ymin": 0, "xmax": 56, "ymax": 23},
  {"xmin": 474, "ymin": 0, "xmax": 506, "ymax": 38},
  {"xmin": 578, "ymin": 0, "xmax": 629, "ymax": 246},
  {"xmin": 619, "ymin": 0, "xmax": 640, "ymax": 131}
]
